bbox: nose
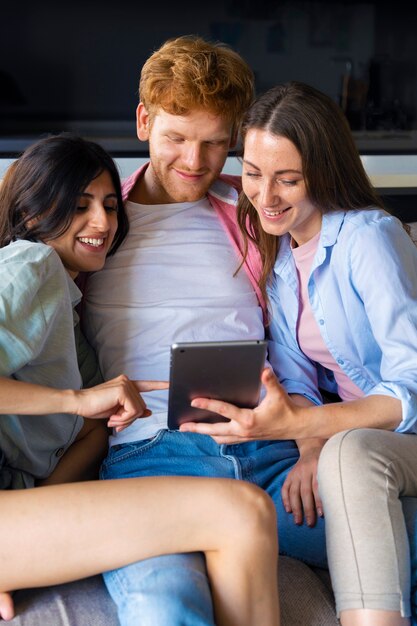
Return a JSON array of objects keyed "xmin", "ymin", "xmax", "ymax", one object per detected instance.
[
  {"xmin": 183, "ymin": 143, "xmax": 203, "ymax": 171},
  {"xmin": 260, "ymin": 180, "xmax": 278, "ymax": 207},
  {"xmin": 89, "ymin": 204, "xmax": 111, "ymax": 231}
]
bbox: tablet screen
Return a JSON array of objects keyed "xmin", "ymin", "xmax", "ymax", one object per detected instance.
[{"xmin": 167, "ymin": 340, "xmax": 267, "ymax": 429}]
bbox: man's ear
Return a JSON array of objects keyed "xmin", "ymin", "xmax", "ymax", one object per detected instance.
[{"xmin": 136, "ymin": 103, "xmax": 150, "ymax": 141}]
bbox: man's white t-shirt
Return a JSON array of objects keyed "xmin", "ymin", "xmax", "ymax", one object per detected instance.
[{"xmin": 83, "ymin": 197, "xmax": 264, "ymax": 444}]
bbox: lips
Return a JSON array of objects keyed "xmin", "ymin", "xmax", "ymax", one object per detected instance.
[
  {"xmin": 174, "ymin": 169, "xmax": 206, "ymax": 182},
  {"xmin": 263, "ymin": 207, "xmax": 291, "ymax": 218}
]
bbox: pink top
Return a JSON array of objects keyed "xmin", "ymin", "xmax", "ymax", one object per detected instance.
[{"xmin": 292, "ymin": 233, "xmax": 364, "ymax": 401}]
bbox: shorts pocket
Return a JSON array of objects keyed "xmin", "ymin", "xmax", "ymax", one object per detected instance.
[{"xmin": 100, "ymin": 429, "xmax": 166, "ymax": 477}]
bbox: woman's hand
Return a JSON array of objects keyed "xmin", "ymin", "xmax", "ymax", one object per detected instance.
[
  {"xmin": 72, "ymin": 376, "xmax": 169, "ymax": 432},
  {"xmin": 281, "ymin": 438, "xmax": 326, "ymax": 527},
  {"xmin": 180, "ymin": 368, "xmax": 304, "ymax": 444}
]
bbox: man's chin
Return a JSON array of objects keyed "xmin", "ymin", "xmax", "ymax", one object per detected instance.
[
  {"xmin": 169, "ymin": 185, "xmax": 212, "ymax": 203},
  {"xmin": 176, "ymin": 191, "xmax": 208, "ymax": 203}
]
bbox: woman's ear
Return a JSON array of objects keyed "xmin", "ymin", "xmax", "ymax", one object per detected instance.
[
  {"xmin": 25, "ymin": 217, "xmax": 37, "ymax": 230},
  {"xmin": 136, "ymin": 103, "xmax": 151, "ymax": 141}
]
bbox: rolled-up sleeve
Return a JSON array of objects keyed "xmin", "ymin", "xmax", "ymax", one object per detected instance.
[{"xmin": 349, "ymin": 217, "xmax": 417, "ymax": 433}]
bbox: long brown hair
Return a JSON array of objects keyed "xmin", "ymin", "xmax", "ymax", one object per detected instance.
[{"xmin": 237, "ymin": 81, "xmax": 385, "ymax": 303}]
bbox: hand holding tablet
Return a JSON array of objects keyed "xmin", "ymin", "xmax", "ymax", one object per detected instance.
[{"xmin": 167, "ymin": 340, "xmax": 267, "ymax": 429}]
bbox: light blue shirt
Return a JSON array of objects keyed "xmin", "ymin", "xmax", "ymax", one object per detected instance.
[
  {"xmin": 267, "ymin": 209, "xmax": 417, "ymax": 434},
  {"xmin": 0, "ymin": 240, "xmax": 83, "ymax": 487}
]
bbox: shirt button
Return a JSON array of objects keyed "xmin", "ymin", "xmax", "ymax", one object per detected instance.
[
  {"xmin": 55, "ymin": 447, "xmax": 65, "ymax": 458},
  {"xmin": 319, "ymin": 319, "xmax": 324, "ymax": 325},
  {"xmin": 337, "ymin": 359, "xmax": 344, "ymax": 365}
]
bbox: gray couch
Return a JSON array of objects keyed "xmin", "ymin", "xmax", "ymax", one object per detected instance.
[
  {"xmin": 9, "ymin": 222, "xmax": 417, "ymax": 626},
  {"xmin": 9, "ymin": 557, "xmax": 338, "ymax": 625}
]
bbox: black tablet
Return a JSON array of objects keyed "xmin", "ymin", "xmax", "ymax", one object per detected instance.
[{"xmin": 167, "ymin": 340, "xmax": 267, "ymax": 429}]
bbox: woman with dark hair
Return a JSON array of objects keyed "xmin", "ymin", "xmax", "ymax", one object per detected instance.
[
  {"xmin": 180, "ymin": 82, "xmax": 417, "ymax": 626},
  {"xmin": 0, "ymin": 134, "xmax": 280, "ymax": 625},
  {"xmin": 0, "ymin": 133, "xmax": 129, "ymax": 251},
  {"xmin": 0, "ymin": 133, "xmax": 136, "ymax": 489}
]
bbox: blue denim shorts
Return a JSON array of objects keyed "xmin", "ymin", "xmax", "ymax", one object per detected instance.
[{"xmin": 101, "ymin": 430, "xmax": 327, "ymax": 568}]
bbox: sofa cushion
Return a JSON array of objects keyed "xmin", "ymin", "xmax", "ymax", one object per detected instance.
[
  {"xmin": 10, "ymin": 576, "xmax": 117, "ymax": 626},
  {"xmin": 9, "ymin": 557, "xmax": 337, "ymax": 625}
]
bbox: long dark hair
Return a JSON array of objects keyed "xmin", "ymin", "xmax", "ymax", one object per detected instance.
[
  {"xmin": 0, "ymin": 133, "xmax": 128, "ymax": 254},
  {"xmin": 237, "ymin": 81, "xmax": 385, "ymax": 302}
]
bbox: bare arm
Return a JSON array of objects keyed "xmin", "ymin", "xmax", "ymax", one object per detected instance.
[
  {"xmin": 0, "ymin": 375, "xmax": 169, "ymax": 431},
  {"xmin": 180, "ymin": 368, "xmax": 402, "ymax": 443}
]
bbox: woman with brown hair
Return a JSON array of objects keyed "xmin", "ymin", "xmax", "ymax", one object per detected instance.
[{"xmin": 181, "ymin": 81, "xmax": 417, "ymax": 626}]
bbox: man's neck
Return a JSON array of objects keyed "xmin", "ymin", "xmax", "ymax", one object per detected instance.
[
  {"xmin": 127, "ymin": 164, "xmax": 209, "ymax": 206},
  {"xmin": 127, "ymin": 165, "xmax": 165, "ymax": 205}
]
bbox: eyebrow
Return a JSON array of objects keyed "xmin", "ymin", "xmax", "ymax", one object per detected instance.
[
  {"xmin": 166, "ymin": 129, "xmax": 230, "ymax": 141},
  {"xmin": 243, "ymin": 158, "xmax": 302, "ymax": 175}
]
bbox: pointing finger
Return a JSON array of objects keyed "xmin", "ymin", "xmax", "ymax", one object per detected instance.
[{"xmin": 133, "ymin": 380, "xmax": 169, "ymax": 392}]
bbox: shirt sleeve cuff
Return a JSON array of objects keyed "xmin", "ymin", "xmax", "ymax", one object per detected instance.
[{"xmin": 367, "ymin": 382, "xmax": 417, "ymax": 434}]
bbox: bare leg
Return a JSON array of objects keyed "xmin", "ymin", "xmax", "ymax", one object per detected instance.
[
  {"xmin": 205, "ymin": 481, "xmax": 279, "ymax": 626},
  {"xmin": 1, "ymin": 421, "xmax": 109, "ymax": 619},
  {"xmin": 341, "ymin": 609, "xmax": 409, "ymax": 625},
  {"xmin": 0, "ymin": 476, "xmax": 279, "ymax": 626}
]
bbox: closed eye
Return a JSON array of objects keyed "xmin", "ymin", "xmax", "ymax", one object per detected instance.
[
  {"xmin": 205, "ymin": 139, "xmax": 229, "ymax": 146},
  {"xmin": 280, "ymin": 180, "xmax": 298, "ymax": 186},
  {"xmin": 167, "ymin": 135, "xmax": 184, "ymax": 143}
]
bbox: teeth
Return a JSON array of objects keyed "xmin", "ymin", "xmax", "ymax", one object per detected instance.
[
  {"xmin": 78, "ymin": 237, "xmax": 104, "ymax": 247},
  {"xmin": 264, "ymin": 208, "xmax": 288, "ymax": 217}
]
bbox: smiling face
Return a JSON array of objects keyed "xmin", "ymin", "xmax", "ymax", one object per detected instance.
[
  {"xmin": 242, "ymin": 129, "xmax": 322, "ymax": 246},
  {"xmin": 45, "ymin": 170, "xmax": 118, "ymax": 278},
  {"xmin": 132, "ymin": 104, "xmax": 234, "ymax": 204}
]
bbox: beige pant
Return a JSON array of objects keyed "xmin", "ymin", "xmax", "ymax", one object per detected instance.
[{"xmin": 318, "ymin": 428, "xmax": 417, "ymax": 617}]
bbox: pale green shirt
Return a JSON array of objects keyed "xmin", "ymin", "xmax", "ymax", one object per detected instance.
[{"xmin": 0, "ymin": 240, "xmax": 84, "ymax": 488}]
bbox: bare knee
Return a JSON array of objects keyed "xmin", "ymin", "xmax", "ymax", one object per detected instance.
[{"xmin": 227, "ymin": 482, "xmax": 278, "ymax": 553}]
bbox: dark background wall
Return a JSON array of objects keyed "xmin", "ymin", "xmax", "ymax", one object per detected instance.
[{"xmin": 1, "ymin": 0, "xmax": 416, "ymax": 135}]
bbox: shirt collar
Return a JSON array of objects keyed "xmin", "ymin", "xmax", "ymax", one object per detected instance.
[{"xmin": 320, "ymin": 211, "xmax": 346, "ymax": 247}]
